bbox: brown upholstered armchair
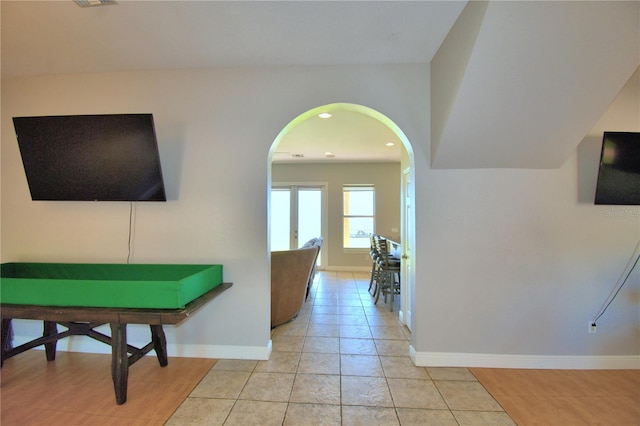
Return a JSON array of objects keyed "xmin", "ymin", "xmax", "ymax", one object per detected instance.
[
  {"xmin": 301, "ymin": 237, "xmax": 323, "ymax": 300},
  {"xmin": 270, "ymin": 245, "xmax": 319, "ymax": 328}
]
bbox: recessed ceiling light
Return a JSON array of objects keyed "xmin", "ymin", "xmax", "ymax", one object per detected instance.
[
  {"xmin": 386, "ymin": 142, "xmax": 395, "ymax": 147},
  {"xmin": 318, "ymin": 112, "xmax": 332, "ymax": 119},
  {"xmin": 325, "ymin": 152, "xmax": 335, "ymax": 157}
]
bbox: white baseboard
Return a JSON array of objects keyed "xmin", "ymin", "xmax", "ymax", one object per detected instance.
[
  {"xmin": 410, "ymin": 346, "xmax": 640, "ymax": 370},
  {"xmin": 13, "ymin": 334, "xmax": 637, "ymax": 368},
  {"xmin": 12, "ymin": 335, "xmax": 273, "ymax": 361},
  {"xmin": 167, "ymin": 341, "xmax": 271, "ymax": 360},
  {"xmin": 324, "ymin": 266, "xmax": 370, "ymax": 272}
]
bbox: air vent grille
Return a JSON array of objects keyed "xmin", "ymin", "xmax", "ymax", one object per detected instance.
[{"xmin": 74, "ymin": 0, "xmax": 117, "ymax": 7}]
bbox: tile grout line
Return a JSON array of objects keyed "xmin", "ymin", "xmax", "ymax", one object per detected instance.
[{"xmin": 170, "ymin": 271, "xmax": 519, "ymax": 425}]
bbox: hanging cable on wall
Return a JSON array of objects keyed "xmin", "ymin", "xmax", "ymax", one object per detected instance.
[
  {"xmin": 127, "ymin": 201, "xmax": 137, "ymax": 264},
  {"xmin": 591, "ymin": 240, "xmax": 640, "ymax": 327}
]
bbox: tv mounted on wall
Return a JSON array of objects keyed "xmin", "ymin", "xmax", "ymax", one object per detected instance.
[
  {"xmin": 13, "ymin": 114, "xmax": 167, "ymax": 202},
  {"xmin": 594, "ymin": 131, "xmax": 640, "ymax": 205}
]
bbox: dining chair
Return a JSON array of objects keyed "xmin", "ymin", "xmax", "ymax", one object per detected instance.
[{"xmin": 374, "ymin": 235, "xmax": 401, "ymax": 311}]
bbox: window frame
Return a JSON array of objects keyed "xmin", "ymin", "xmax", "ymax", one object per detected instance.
[{"xmin": 342, "ymin": 185, "xmax": 375, "ymax": 250}]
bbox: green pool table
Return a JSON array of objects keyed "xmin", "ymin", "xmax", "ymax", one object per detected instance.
[{"xmin": 0, "ymin": 262, "xmax": 232, "ymax": 405}]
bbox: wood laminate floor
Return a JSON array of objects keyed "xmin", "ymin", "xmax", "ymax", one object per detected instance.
[
  {"xmin": 1, "ymin": 350, "xmax": 215, "ymax": 425},
  {"xmin": 471, "ymin": 367, "xmax": 640, "ymax": 425}
]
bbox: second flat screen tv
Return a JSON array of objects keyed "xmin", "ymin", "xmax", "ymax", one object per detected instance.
[
  {"xmin": 13, "ymin": 114, "xmax": 167, "ymax": 201},
  {"xmin": 594, "ymin": 131, "xmax": 640, "ymax": 205}
]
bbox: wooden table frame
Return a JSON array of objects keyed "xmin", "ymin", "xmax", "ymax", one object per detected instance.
[{"xmin": 0, "ymin": 282, "xmax": 232, "ymax": 405}]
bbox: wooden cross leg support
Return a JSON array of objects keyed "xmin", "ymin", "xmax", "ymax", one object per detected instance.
[
  {"xmin": 1, "ymin": 319, "xmax": 170, "ymax": 405},
  {"xmin": 0, "ymin": 282, "xmax": 232, "ymax": 405}
]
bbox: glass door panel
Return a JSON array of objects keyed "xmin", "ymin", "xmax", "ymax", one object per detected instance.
[
  {"xmin": 270, "ymin": 188, "xmax": 291, "ymax": 251},
  {"xmin": 297, "ymin": 188, "xmax": 322, "ymax": 248},
  {"xmin": 271, "ymin": 185, "xmax": 324, "ymax": 266}
]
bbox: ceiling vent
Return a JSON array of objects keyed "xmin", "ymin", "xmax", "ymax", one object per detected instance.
[{"xmin": 74, "ymin": 0, "xmax": 117, "ymax": 7}]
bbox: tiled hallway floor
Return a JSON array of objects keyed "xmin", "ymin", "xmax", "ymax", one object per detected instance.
[{"xmin": 167, "ymin": 271, "xmax": 515, "ymax": 425}]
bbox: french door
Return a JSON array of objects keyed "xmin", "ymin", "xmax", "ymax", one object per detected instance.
[{"xmin": 270, "ymin": 184, "xmax": 326, "ymax": 267}]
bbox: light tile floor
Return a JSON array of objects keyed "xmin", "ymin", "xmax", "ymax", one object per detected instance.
[{"xmin": 167, "ymin": 271, "xmax": 516, "ymax": 425}]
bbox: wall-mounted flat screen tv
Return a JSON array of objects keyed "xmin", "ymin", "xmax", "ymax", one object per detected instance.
[
  {"xmin": 13, "ymin": 114, "xmax": 167, "ymax": 201},
  {"xmin": 594, "ymin": 131, "xmax": 640, "ymax": 205}
]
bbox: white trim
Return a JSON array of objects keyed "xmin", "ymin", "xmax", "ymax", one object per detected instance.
[
  {"xmin": 398, "ymin": 309, "xmax": 411, "ymax": 328},
  {"xmin": 13, "ymin": 333, "xmax": 638, "ymax": 368},
  {"xmin": 410, "ymin": 347, "xmax": 640, "ymax": 370},
  {"xmin": 324, "ymin": 266, "xmax": 370, "ymax": 272},
  {"xmin": 168, "ymin": 341, "xmax": 271, "ymax": 360},
  {"xmin": 13, "ymin": 334, "xmax": 273, "ymax": 361}
]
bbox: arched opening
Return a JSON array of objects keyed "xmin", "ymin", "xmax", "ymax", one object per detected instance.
[{"xmin": 268, "ymin": 103, "xmax": 416, "ymax": 330}]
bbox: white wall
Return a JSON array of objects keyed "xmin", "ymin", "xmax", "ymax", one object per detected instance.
[
  {"xmin": 413, "ymin": 69, "xmax": 640, "ymax": 368},
  {"xmin": 414, "ymin": 159, "xmax": 639, "ymax": 368},
  {"xmin": 1, "ymin": 64, "xmax": 427, "ymax": 359},
  {"xmin": 2, "ymin": 63, "xmax": 638, "ymax": 367}
]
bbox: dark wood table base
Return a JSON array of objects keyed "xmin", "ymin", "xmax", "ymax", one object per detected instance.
[
  {"xmin": 0, "ymin": 282, "xmax": 232, "ymax": 405},
  {"xmin": 1, "ymin": 319, "xmax": 168, "ymax": 404}
]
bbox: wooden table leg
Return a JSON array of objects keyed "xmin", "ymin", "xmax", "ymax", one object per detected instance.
[
  {"xmin": 43, "ymin": 321, "xmax": 58, "ymax": 361},
  {"xmin": 110, "ymin": 323, "xmax": 128, "ymax": 405},
  {"xmin": 1, "ymin": 319, "xmax": 13, "ymax": 367},
  {"xmin": 150, "ymin": 324, "xmax": 168, "ymax": 367}
]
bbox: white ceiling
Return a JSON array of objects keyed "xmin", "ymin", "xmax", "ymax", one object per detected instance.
[
  {"xmin": 273, "ymin": 108, "xmax": 404, "ymax": 163},
  {"xmin": 2, "ymin": 0, "xmax": 638, "ymax": 167},
  {"xmin": 0, "ymin": 1, "xmax": 464, "ymax": 75}
]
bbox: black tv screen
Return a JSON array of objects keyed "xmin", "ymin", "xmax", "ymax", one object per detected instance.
[
  {"xmin": 594, "ymin": 131, "xmax": 640, "ymax": 205},
  {"xmin": 13, "ymin": 114, "xmax": 167, "ymax": 201}
]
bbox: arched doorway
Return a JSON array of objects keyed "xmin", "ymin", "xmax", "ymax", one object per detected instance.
[{"xmin": 268, "ymin": 103, "xmax": 416, "ymax": 329}]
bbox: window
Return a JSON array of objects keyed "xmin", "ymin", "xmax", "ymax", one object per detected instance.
[{"xmin": 343, "ymin": 185, "xmax": 375, "ymax": 249}]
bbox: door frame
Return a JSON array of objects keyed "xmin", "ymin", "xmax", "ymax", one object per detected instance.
[{"xmin": 400, "ymin": 167, "xmax": 414, "ymax": 330}]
